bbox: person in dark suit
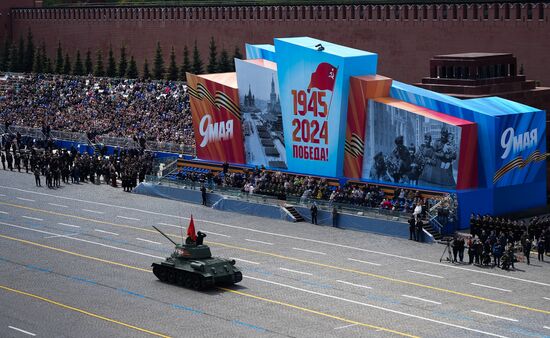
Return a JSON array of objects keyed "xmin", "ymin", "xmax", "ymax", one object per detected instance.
[
  {"xmin": 310, "ymin": 203, "xmax": 318, "ymax": 225},
  {"xmin": 408, "ymin": 217, "xmax": 416, "ymax": 241},
  {"xmin": 200, "ymin": 185, "xmax": 207, "ymax": 206},
  {"xmin": 415, "ymin": 218, "xmax": 423, "ymax": 242}
]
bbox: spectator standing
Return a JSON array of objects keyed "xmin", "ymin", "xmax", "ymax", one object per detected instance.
[
  {"xmin": 1, "ymin": 151, "xmax": 5, "ymax": 170},
  {"xmin": 523, "ymin": 238, "xmax": 532, "ymax": 265},
  {"xmin": 492, "ymin": 242, "xmax": 503, "ymax": 267},
  {"xmin": 415, "ymin": 218, "xmax": 423, "ymax": 242},
  {"xmin": 33, "ymin": 166, "xmax": 41, "ymax": 187},
  {"xmin": 332, "ymin": 206, "xmax": 338, "ymax": 227},
  {"xmin": 467, "ymin": 237, "xmax": 474, "ymax": 264},
  {"xmin": 201, "ymin": 185, "xmax": 207, "ymax": 206},
  {"xmin": 408, "ymin": 217, "xmax": 416, "ymax": 241},
  {"xmin": 310, "ymin": 203, "xmax": 318, "ymax": 225},
  {"xmin": 538, "ymin": 239, "xmax": 545, "ymax": 261},
  {"xmin": 457, "ymin": 236, "xmax": 465, "ymax": 263}
]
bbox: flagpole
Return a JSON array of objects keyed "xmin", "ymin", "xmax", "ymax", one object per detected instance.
[{"xmin": 325, "ymin": 66, "xmax": 339, "ymax": 120}]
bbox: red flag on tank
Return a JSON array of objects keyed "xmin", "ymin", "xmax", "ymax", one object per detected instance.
[
  {"xmin": 187, "ymin": 215, "xmax": 197, "ymax": 241},
  {"xmin": 307, "ymin": 62, "xmax": 338, "ymax": 93}
]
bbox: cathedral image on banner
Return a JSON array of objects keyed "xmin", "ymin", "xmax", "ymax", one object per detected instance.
[{"xmin": 235, "ymin": 59, "xmax": 287, "ymax": 169}]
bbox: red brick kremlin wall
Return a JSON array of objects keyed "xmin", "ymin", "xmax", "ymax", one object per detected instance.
[{"xmin": 7, "ymin": 3, "xmax": 550, "ymax": 86}]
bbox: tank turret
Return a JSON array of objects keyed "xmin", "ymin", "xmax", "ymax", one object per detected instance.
[{"xmin": 151, "ymin": 226, "xmax": 242, "ymax": 290}]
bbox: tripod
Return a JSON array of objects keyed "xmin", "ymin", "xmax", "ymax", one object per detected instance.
[{"xmin": 440, "ymin": 241, "xmax": 453, "ymax": 263}]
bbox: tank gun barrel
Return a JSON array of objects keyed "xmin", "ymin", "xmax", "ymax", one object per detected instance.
[{"xmin": 152, "ymin": 226, "xmax": 178, "ymax": 245}]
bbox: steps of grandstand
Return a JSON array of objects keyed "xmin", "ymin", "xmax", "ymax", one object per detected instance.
[
  {"xmin": 284, "ymin": 205, "xmax": 304, "ymax": 222},
  {"xmin": 424, "ymin": 222, "xmax": 443, "ymax": 240}
]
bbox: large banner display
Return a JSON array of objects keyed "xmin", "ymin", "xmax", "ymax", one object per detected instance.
[
  {"xmin": 362, "ymin": 99, "xmax": 475, "ymax": 189},
  {"xmin": 274, "ymin": 37, "xmax": 377, "ymax": 177},
  {"xmin": 186, "ymin": 72, "xmax": 245, "ymax": 164},
  {"xmin": 235, "ymin": 59, "xmax": 287, "ymax": 169}
]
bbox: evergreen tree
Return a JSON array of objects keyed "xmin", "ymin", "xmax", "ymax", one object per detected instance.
[
  {"xmin": 142, "ymin": 58, "xmax": 151, "ymax": 79},
  {"xmin": 73, "ymin": 50, "xmax": 84, "ymax": 76},
  {"xmin": 118, "ymin": 46, "xmax": 128, "ymax": 78},
  {"xmin": 94, "ymin": 50, "xmax": 104, "ymax": 77},
  {"xmin": 167, "ymin": 47, "xmax": 179, "ymax": 81},
  {"xmin": 207, "ymin": 37, "xmax": 218, "ymax": 73},
  {"xmin": 0, "ymin": 38, "xmax": 11, "ymax": 71},
  {"xmin": 218, "ymin": 48, "xmax": 231, "ymax": 73},
  {"xmin": 106, "ymin": 45, "xmax": 117, "ymax": 77},
  {"xmin": 192, "ymin": 40, "xmax": 203, "ymax": 75},
  {"xmin": 55, "ymin": 42, "xmax": 64, "ymax": 74},
  {"xmin": 44, "ymin": 56, "xmax": 53, "ymax": 74},
  {"xmin": 127, "ymin": 56, "xmax": 138, "ymax": 79},
  {"xmin": 180, "ymin": 45, "xmax": 191, "ymax": 81},
  {"xmin": 63, "ymin": 52, "xmax": 72, "ymax": 75},
  {"xmin": 153, "ymin": 42, "xmax": 165, "ymax": 80},
  {"xmin": 32, "ymin": 44, "xmax": 43, "ymax": 74},
  {"xmin": 8, "ymin": 43, "xmax": 18, "ymax": 72},
  {"xmin": 24, "ymin": 29, "xmax": 35, "ymax": 72},
  {"xmin": 84, "ymin": 50, "xmax": 93, "ymax": 75},
  {"xmin": 17, "ymin": 36, "xmax": 25, "ymax": 72},
  {"xmin": 231, "ymin": 46, "xmax": 242, "ymax": 71}
]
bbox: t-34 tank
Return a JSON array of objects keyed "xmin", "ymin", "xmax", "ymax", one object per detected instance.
[{"xmin": 151, "ymin": 226, "xmax": 242, "ymax": 290}]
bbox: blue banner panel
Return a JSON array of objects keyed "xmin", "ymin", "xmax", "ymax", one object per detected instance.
[
  {"xmin": 245, "ymin": 44, "xmax": 276, "ymax": 62},
  {"xmin": 275, "ymin": 37, "xmax": 377, "ymax": 177}
]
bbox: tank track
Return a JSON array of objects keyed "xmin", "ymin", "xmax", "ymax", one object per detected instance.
[{"xmin": 152, "ymin": 263, "xmax": 241, "ymax": 290}]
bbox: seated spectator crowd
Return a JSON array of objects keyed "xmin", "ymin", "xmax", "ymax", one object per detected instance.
[{"xmin": 0, "ymin": 74, "xmax": 194, "ymax": 147}]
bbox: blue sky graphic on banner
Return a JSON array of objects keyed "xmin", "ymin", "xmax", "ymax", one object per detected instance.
[{"xmin": 274, "ymin": 37, "xmax": 377, "ymax": 177}]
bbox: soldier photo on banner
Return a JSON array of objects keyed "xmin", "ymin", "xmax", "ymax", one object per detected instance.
[{"xmin": 363, "ymin": 100, "xmax": 460, "ymax": 188}]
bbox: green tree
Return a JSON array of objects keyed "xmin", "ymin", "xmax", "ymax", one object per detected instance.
[
  {"xmin": 192, "ymin": 40, "xmax": 203, "ymax": 75},
  {"xmin": 55, "ymin": 41, "xmax": 64, "ymax": 74},
  {"xmin": 8, "ymin": 43, "xmax": 19, "ymax": 72},
  {"xmin": 32, "ymin": 44, "xmax": 43, "ymax": 74},
  {"xmin": 94, "ymin": 50, "xmax": 104, "ymax": 77},
  {"xmin": 63, "ymin": 52, "xmax": 72, "ymax": 75},
  {"xmin": 44, "ymin": 56, "xmax": 53, "ymax": 74},
  {"xmin": 16, "ymin": 36, "xmax": 25, "ymax": 72},
  {"xmin": 179, "ymin": 45, "xmax": 191, "ymax": 81},
  {"xmin": 24, "ymin": 29, "xmax": 35, "ymax": 72},
  {"xmin": 118, "ymin": 46, "xmax": 128, "ymax": 78},
  {"xmin": 167, "ymin": 46, "xmax": 179, "ymax": 81},
  {"xmin": 127, "ymin": 56, "xmax": 138, "ymax": 79},
  {"xmin": 218, "ymin": 48, "xmax": 231, "ymax": 73},
  {"xmin": 231, "ymin": 46, "xmax": 242, "ymax": 71},
  {"xmin": 84, "ymin": 50, "xmax": 93, "ymax": 75},
  {"xmin": 142, "ymin": 58, "xmax": 151, "ymax": 79},
  {"xmin": 73, "ymin": 50, "xmax": 84, "ymax": 76},
  {"xmin": 0, "ymin": 38, "xmax": 11, "ymax": 71},
  {"xmin": 207, "ymin": 37, "xmax": 218, "ymax": 73},
  {"xmin": 106, "ymin": 45, "xmax": 117, "ymax": 77},
  {"xmin": 153, "ymin": 42, "xmax": 165, "ymax": 80}
]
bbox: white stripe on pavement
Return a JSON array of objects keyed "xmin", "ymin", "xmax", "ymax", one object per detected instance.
[
  {"xmin": 292, "ymin": 247, "xmax": 326, "ymax": 255},
  {"xmin": 206, "ymin": 231, "xmax": 231, "ymax": 238},
  {"xmin": 0, "ymin": 211, "xmax": 8, "ymax": 215},
  {"xmin": 543, "ymin": 297, "xmax": 550, "ymax": 301},
  {"xmin": 0, "ymin": 221, "xmax": 163, "ymax": 259},
  {"xmin": 336, "ymin": 280, "xmax": 372, "ymax": 289},
  {"xmin": 16, "ymin": 197, "xmax": 35, "ymax": 202},
  {"xmin": 401, "ymin": 295, "xmax": 441, "ymax": 305},
  {"xmin": 48, "ymin": 203, "xmax": 68, "ymax": 208},
  {"xmin": 158, "ymin": 222, "xmax": 179, "ymax": 227},
  {"xmin": 245, "ymin": 239, "xmax": 274, "ymax": 245},
  {"xmin": 334, "ymin": 324, "xmax": 358, "ymax": 330},
  {"xmin": 116, "ymin": 215, "xmax": 141, "ymax": 221},
  {"xmin": 471, "ymin": 310, "xmax": 518, "ymax": 322},
  {"xmin": 246, "ymin": 276, "xmax": 509, "ymax": 338},
  {"xmin": 58, "ymin": 223, "xmax": 81, "ymax": 228},
  {"xmin": 279, "ymin": 267, "xmax": 312, "ymax": 276},
  {"xmin": 94, "ymin": 229, "xmax": 119, "ymax": 236},
  {"xmin": 136, "ymin": 238, "xmax": 161, "ymax": 245},
  {"xmin": 470, "ymin": 283, "xmax": 512, "ymax": 293},
  {"xmin": 230, "ymin": 257, "xmax": 260, "ymax": 265},
  {"xmin": 44, "ymin": 233, "xmax": 79, "ymax": 239},
  {"xmin": 0, "ymin": 193, "xmax": 6, "ymax": 197},
  {"xmin": 4, "ymin": 185, "xmax": 549, "ymax": 287},
  {"xmin": 347, "ymin": 258, "xmax": 382, "ymax": 266},
  {"xmin": 543, "ymin": 326, "xmax": 550, "ymax": 330},
  {"xmin": 21, "ymin": 216, "xmax": 43, "ymax": 221},
  {"xmin": 407, "ymin": 270, "xmax": 444, "ymax": 279},
  {"xmin": 8, "ymin": 326, "xmax": 36, "ymax": 336},
  {"xmin": 82, "ymin": 209, "xmax": 104, "ymax": 214}
]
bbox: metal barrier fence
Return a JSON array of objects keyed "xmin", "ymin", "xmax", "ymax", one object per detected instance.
[{"xmin": 146, "ymin": 140, "xmax": 196, "ymax": 156}]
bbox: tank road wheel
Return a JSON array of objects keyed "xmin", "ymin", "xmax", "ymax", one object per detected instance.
[
  {"xmin": 191, "ymin": 276, "xmax": 203, "ymax": 291},
  {"xmin": 154, "ymin": 265, "xmax": 168, "ymax": 283},
  {"xmin": 176, "ymin": 272, "xmax": 186, "ymax": 286},
  {"xmin": 152, "ymin": 265, "xmax": 162, "ymax": 281},
  {"xmin": 166, "ymin": 269, "xmax": 176, "ymax": 284},
  {"xmin": 184, "ymin": 274, "xmax": 193, "ymax": 288},
  {"xmin": 233, "ymin": 271, "xmax": 243, "ymax": 284}
]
